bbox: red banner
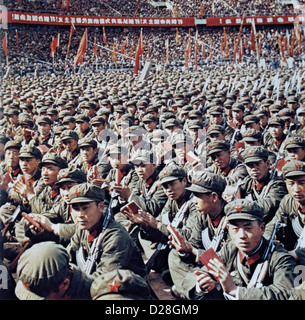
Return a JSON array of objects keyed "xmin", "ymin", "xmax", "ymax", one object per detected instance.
[
  {"xmin": 8, "ymin": 12, "xmax": 195, "ymax": 27},
  {"xmin": 206, "ymin": 15, "xmax": 301, "ymax": 26}
]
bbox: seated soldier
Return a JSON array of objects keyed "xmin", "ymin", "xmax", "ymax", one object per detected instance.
[
  {"xmin": 224, "ymin": 146, "xmax": 287, "ymax": 223},
  {"xmin": 15, "ymin": 241, "xmax": 93, "ymax": 300},
  {"xmin": 205, "ymin": 140, "xmax": 248, "ymax": 185},
  {"xmin": 178, "ymin": 199, "xmax": 296, "ymax": 300},
  {"xmin": 30, "ymin": 116, "xmax": 54, "ymax": 149},
  {"xmin": 265, "ymin": 161, "xmax": 305, "ymax": 267},
  {"xmin": 265, "ymin": 117, "xmax": 287, "ymax": 156},
  {"xmin": 66, "ymin": 183, "xmax": 147, "ymax": 280},
  {"xmin": 167, "ymin": 171, "xmax": 228, "ymax": 299},
  {"xmin": 15, "ymin": 168, "xmax": 87, "ymax": 247},
  {"xmin": 111, "ymin": 150, "xmax": 168, "ymax": 218}
]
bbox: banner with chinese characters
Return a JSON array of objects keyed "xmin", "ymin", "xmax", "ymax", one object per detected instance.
[
  {"xmin": 206, "ymin": 15, "xmax": 302, "ymax": 26},
  {"xmin": 8, "ymin": 12, "xmax": 195, "ymax": 27}
]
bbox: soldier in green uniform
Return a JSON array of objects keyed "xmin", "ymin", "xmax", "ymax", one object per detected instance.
[
  {"xmin": 66, "ymin": 183, "xmax": 146, "ymax": 280},
  {"xmin": 60, "ymin": 130, "xmax": 80, "ymax": 166},
  {"xmin": 224, "ymin": 146, "xmax": 287, "ymax": 223},
  {"xmin": 265, "ymin": 160, "xmax": 305, "ymax": 266},
  {"xmin": 180, "ymin": 199, "xmax": 296, "ymax": 300},
  {"xmin": 167, "ymin": 171, "xmax": 228, "ymax": 299},
  {"xmin": 205, "ymin": 140, "xmax": 248, "ymax": 185},
  {"xmin": 15, "ymin": 241, "xmax": 93, "ymax": 300}
]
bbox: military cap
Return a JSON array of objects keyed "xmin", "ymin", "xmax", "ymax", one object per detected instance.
[
  {"xmin": 58, "ymin": 110, "xmax": 71, "ymax": 119},
  {"xmin": 242, "ymin": 129, "xmax": 262, "ymax": 142},
  {"xmin": 150, "ymin": 129, "xmax": 168, "ymax": 143},
  {"xmin": 40, "ymin": 153, "xmax": 68, "ymax": 169},
  {"xmin": 19, "ymin": 118, "xmax": 34, "ymax": 127},
  {"xmin": 209, "ymin": 106, "xmax": 224, "ymax": 115},
  {"xmin": 126, "ymin": 126, "xmax": 146, "ymax": 137},
  {"xmin": 0, "ymin": 135, "xmax": 10, "ymax": 145},
  {"xmin": 4, "ymin": 140, "xmax": 21, "ymax": 151},
  {"xmin": 56, "ymin": 168, "xmax": 87, "ymax": 185},
  {"xmin": 75, "ymin": 114, "xmax": 90, "ymax": 123},
  {"xmin": 244, "ymin": 115, "xmax": 259, "ymax": 125},
  {"xmin": 232, "ymin": 103, "xmax": 245, "ymax": 112},
  {"xmin": 69, "ymin": 182, "xmax": 105, "ymax": 204},
  {"xmin": 164, "ymin": 118, "xmax": 181, "ymax": 128},
  {"xmin": 186, "ymin": 171, "xmax": 226, "ymax": 194},
  {"xmin": 62, "ymin": 116, "xmax": 76, "ymax": 124},
  {"xmin": 114, "ymin": 105, "xmax": 127, "ymax": 113},
  {"xmin": 47, "ymin": 109, "xmax": 58, "ymax": 116},
  {"xmin": 118, "ymin": 117, "xmax": 133, "ymax": 127},
  {"xmin": 268, "ymin": 116, "xmax": 285, "ymax": 127},
  {"xmin": 78, "ymin": 138, "xmax": 98, "ymax": 149},
  {"xmin": 53, "ymin": 126, "xmax": 65, "ymax": 135},
  {"xmin": 18, "ymin": 145, "xmax": 42, "ymax": 159},
  {"xmin": 207, "ymin": 124, "xmax": 225, "ymax": 135},
  {"xmin": 130, "ymin": 150, "xmax": 155, "ymax": 164},
  {"xmin": 287, "ymin": 97, "xmax": 298, "ymax": 104},
  {"xmin": 282, "ymin": 160, "xmax": 305, "ymax": 178},
  {"xmin": 188, "ymin": 120, "xmax": 205, "ymax": 130},
  {"xmin": 278, "ymin": 108, "xmax": 295, "ymax": 119},
  {"xmin": 15, "ymin": 242, "xmax": 70, "ymax": 300},
  {"xmin": 284, "ymin": 136, "xmax": 305, "ymax": 149},
  {"xmin": 7, "ymin": 109, "xmax": 19, "ymax": 116},
  {"xmin": 207, "ymin": 140, "xmax": 230, "ymax": 156},
  {"xmin": 297, "ymin": 106, "xmax": 305, "ymax": 115},
  {"xmin": 225, "ymin": 199, "xmax": 265, "ymax": 222},
  {"xmin": 189, "ymin": 110, "xmax": 203, "ymax": 119},
  {"xmin": 90, "ymin": 269, "xmax": 150, "ymax": 300},
  {"xmin": 159, "ymin": 164, "xmax": 186, "ymax": 184},
  {"xmin": 254, "ymin": 109, "xmax": 269, "ymax": 118},
  {"xmin": 142, "ymin": 114, "xmax": 158, "ymax": 123},
  {"xmin": 242, "ymin": 146, "xmax": 269, "ymax": 163},
  {"xmin": 37, "ymin": 116, "xmax": 52, "ymax": 125},
  {"xmin": 172, "ymin": 134, "xmax": 192, "ymax": 146},
  {"xmin": 90, "ymin": 116, "xmax": 106, "ymax": 125},
  {"xmin": 106, "ymin": 144, "xmax": 128, "ymax": 156},
  {"xmin": 61, "ymin": 130, "xmax": 79, "ymax": 141}
]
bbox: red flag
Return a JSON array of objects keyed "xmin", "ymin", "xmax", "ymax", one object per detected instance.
[
  {"xmin": 2, "ymin": 33, "xmax": 8, "ymax": 57},
  {"xmin": 278, "ymin": 35, "xmax": 287, "ymax": 64},
  {"xmin": 175, "ymin": 28, "xmax": 180, "ymax": 45},
  {"xmin": 250, "ymin": 21, "xmax": 256, "ymax": 52},
  {"xmin": 165, "ymin": 38, "xmax": 169, "ymax": 64},
  {"xmin": 50, "ymin": 33, "xmax": 60, "ymax": 58},
  {"xmin": 66, "ymin": 23, "xmax": 75, "ymax": 59},
  {"xmin": 112, "ymin": 40, "xmax": 118, "ymax": 63},
  {"xmin": 223, "ymin": 27, "xmax": 229, "ymax": 57},
  {"xmin": 134, "ymin": 30, "xmax": 143, "ymax": 74},
  {"xmin": 184, "ymin": 38, "xmax": 189, "ymax": 68},
  {"xmin": 93, "ymin": 38, "xmax": 98, "ymax": 57},
  {"xmin": 295, "ymin": 23, "xmax": 302, "ymax": 50},
  {"xmin": 232, "ymin": 19, "xmax": 243, "ymax": 69},
  {"xmin": 103, "ymin": 26, "xmax": 107, "ymax": 45},
  {"xmin": 194, "ymin": 31, "xmax": 198, "ymax": 70},
  {"xmin": 74, "ymin": 29, "xmax": 88, "ymax": 67},
  {"xmin": 16, "ymin": 30, "xmax": 19, "ymax": 53},
  {"xmin": 290, "ymin": 29, "xmax": 295, "ymax": 57}
]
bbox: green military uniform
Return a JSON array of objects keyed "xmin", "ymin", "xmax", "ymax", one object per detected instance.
[
  {"xmin": 265, "ymin": 160, "xmax": 305, "ymax": 265},
  {"xmin": 66, "ymin": 183, "xmax": 147, "ymax": 280},
  {"xmin": 168, "ymin": 171, "xmax": 228, "ymax": 299},
  {"xmin": 239, "ymin": 146, "xmax": 287, "ymax": 223},
  {"xmin": 15, "ymin": 241, "xmax": 93, "ymax": 300},
  {"xmin": 205, "ymin": 140, "xmax": 248, "ymax": 185},
  {"xmin": 181, "ymin": 200, "xmax": 296, "ymax": 300}
]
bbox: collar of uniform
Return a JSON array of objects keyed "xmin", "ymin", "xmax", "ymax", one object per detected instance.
[
  {"xmin": 208, "ymin": 214, "xmax": 223, "ymax": 227},
  {"xmin": 87, "ymin": 229, "xmax": 98, "ymax": 243},
  {"xmin": 238, "ymin": 238, "xmax": 263, "ymax": 265},
  {"xmin": 8, "ymin": 167, "xmax": 21, "ymax": 178},
  {"xmin": 50, "ymin": 188, "xmax": 60, "ymax": 199},
  {"xmin": 145, "ymin": 169, "xmax": 159, "ymax": 187}
]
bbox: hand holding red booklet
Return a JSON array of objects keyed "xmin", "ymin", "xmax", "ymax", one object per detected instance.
[{"xmin": 198, "ymin": 247, "xmax": 223, "ymax": 281}]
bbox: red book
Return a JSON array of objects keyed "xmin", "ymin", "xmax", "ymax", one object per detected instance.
[
  {"xmin": 121, "ymin": 201, "xmax": 141, "ymax": 215},
  {"xmin": 167, "ymin": 223, "xmax": 183, "ymax": 246},
  {"xmin": 115, "ymin": 169, "xmax": 123, "ymax": 186},
  {"xmin": 199, "ymin": 247, "xmax": 223, "ymax": 281}
]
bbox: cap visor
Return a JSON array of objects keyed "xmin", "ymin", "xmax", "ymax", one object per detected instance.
[
  {"xmin": 186, "ymin": 185, "xmax": 212, "ymax": 193},
  {"xmin": 15, "ymin": 281, "xmax": 44, "ymax": 300}
]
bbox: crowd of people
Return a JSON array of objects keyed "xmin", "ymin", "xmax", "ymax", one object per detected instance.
[
  {"xmin": 4, "ymin": 0, "xmax": 303, "ymax": 18},
  {"xmin": 1, "ymin": 23, "xmax": 305, "ymax": 77},
  {"xmin": 2, "ymin": 0, "xmax": 305, "ymax": 303}
]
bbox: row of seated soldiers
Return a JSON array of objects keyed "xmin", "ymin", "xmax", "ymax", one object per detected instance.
[{"xmin": 1, "ymin": 91, "xmax": 305, "ymax": 299}]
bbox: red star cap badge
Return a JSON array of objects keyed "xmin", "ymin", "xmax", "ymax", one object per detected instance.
[
  {"xmin": 75, "ymin": 187, "xmax": 81, "ymax": 197},
  {"xmin": 235, "ymin": 205, "xmax": 243, "ymax": 213},
  {"xmin": 295, "ymin": 163, "xmax": 301, "ymax": 170},
  {"xmin": 108, "ymin": 280, "xmax": 121, "ymax": 293}
]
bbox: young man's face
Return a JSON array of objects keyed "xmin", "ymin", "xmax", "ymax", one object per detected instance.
[
  {"xmin": 135, "ymin": 163, "xmax": 156, "ymax": 181},
  {"xmin": 245, "ymin": 160, "xmax": 269, "ymax": 182},
  {"xmin": 72, "ymin": 201, "xmax": 104, "ymax": 231},
  {"xmin": 286, "ymin": 148, "xmax": 305, "ymax": 161},
  {"xmin": 62, "ymin": 138, "xmax": 78, "ymax": 153},
  {"xmin": 193, "ymin": 192, "xmax": 215, "ymax": 216},
  {"xmin": 228, "ymin": 219, "xmax": 265, "ymax": 255},
  {"xmin": 209, "ymin": 114, "xmax": 223, "ymax": 125},
  {"xmin": 232, "ymin": 110, "xmax": 244, "ymax": 122},
  {"xmin": 38, "ymin": 123, "xmax": 52, "ymax": 137},
  {"xmin": 162, "ymin": 178, "xmax": 186, "ymax": 201},
  {"xmin": 269, "ymin": 125, "xmax": 284, "ymax": 139},
  {"xmin": 80, "ymin": 146, "xmax": 97, "ymax": 163},
  {"xmin": 19, "ymin": 157, "xmax": 40, "ymax": 176},
  {"xmin": 286, "ymin": 176, "xmax": 305, "ymax": 205},
  {"xmin": 211, "ymin": 150, "xmax": 230, "ymax": 169},
  {"xmin": 41, "ymin": 164, "xmax": 60, "ymax": 186},
  {"xmin": 5, "ymin": 148, "xmax": 20, "ymax": 169},
  {"xmin": 60, "ymin": 181, "xmax": 78, "ymax": 204}
]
